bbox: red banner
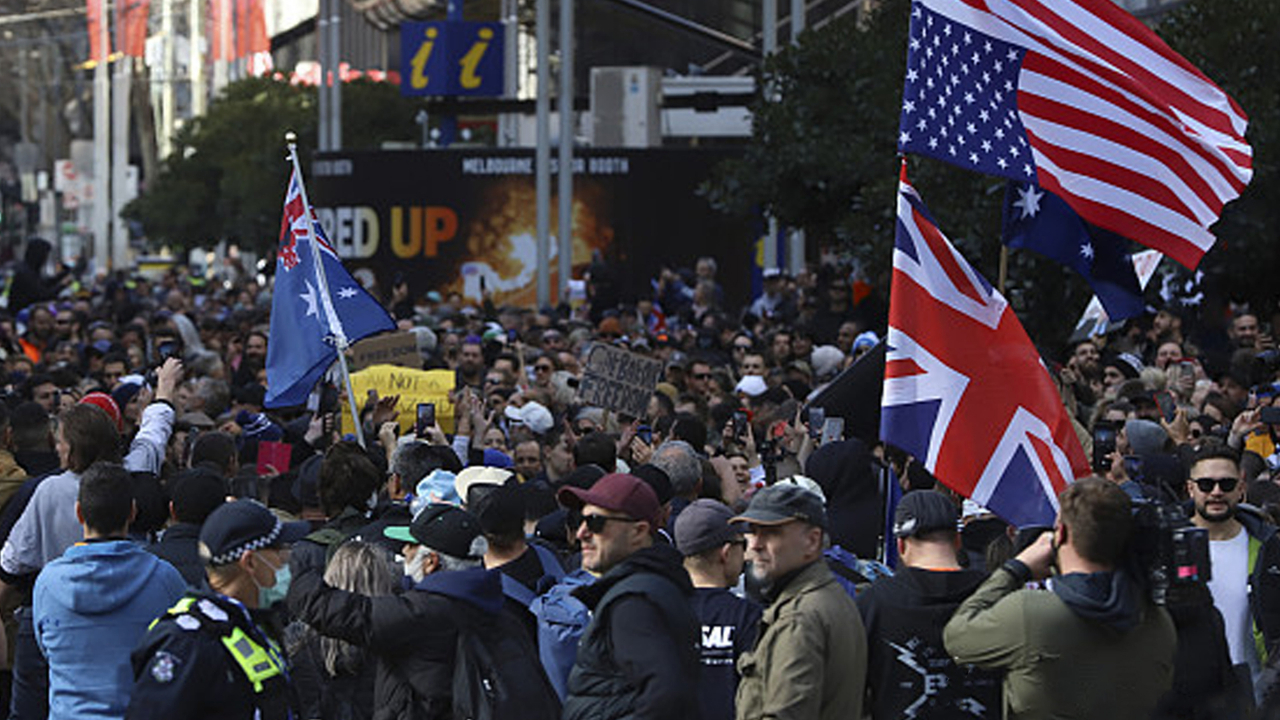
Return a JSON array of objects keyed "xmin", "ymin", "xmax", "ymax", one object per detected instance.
[
  {"xmin": 246, "ymin": 0, "xmax": 270, "ymax": 55},
  {"xmin": 85, "ymin": 0, "xmax": 107, "ymax": 62},
  {"xmin": 234, "ymin": 0, "xmax": 249, "ymax": 58},
  {"xmin": 122, "ymin": 0, "xmax": 150, "ymax": 57}
]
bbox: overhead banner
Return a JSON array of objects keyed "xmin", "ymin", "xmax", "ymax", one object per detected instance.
[{"xmin": 307, "ymin": 148, "xmax": 752, "ymax": 309}]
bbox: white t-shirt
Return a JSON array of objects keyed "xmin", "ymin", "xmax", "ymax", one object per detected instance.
[{"xmin": 1208, "ymin": 529, "xmax": 1259, "ymax": 679}]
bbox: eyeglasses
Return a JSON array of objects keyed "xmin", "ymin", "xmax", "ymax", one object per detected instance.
[
  {"xmin": 1193, "ymin": 477, "xmax": 1239, "ymax": 493},
  {"xmin": 535, "ymin": 364, "xmax": 553, "ymax": 372},
  {"xmin": 577, "ymin": 513, "xmax": 638, "ymax": 534},
  {"xmin": 692, "ymin": 373, "xmax": 711, "ymax": 380}
]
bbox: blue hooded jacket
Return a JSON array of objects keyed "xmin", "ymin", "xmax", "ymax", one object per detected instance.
[{"xmin": 34, "ymin": 540, "xmax": 186, "ymax": 720}]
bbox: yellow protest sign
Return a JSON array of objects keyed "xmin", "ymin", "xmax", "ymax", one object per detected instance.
[{"xmin": 340, "ymin": 365, "xmax": 457, "ymax": 436}]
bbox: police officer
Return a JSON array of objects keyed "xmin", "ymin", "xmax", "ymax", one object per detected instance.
[{"xmin": 127, "ymin": 499, "xmax": 309, "ymax": 719}]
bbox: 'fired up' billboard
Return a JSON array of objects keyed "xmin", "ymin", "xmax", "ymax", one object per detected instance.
[{"xmin": 306, "ymin": 148, "xmax": 753, "ymax": 308}]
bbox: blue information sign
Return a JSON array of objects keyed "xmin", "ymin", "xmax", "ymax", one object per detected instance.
[{"xmin": 400, "ymin": 21, "xmax": 505, "ymax": 97}]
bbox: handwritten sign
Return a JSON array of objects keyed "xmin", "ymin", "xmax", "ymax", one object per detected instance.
[
  {"xmin": 349, "ymin": 331, "xmax": 420, "ymax": 371},
  {"xmin": 341, "ymin": 365, "xmax": 457, "ymax": 436},
  {"xmin": 578, "ymin": 344, "xmax": 664, "ymax": 418}
]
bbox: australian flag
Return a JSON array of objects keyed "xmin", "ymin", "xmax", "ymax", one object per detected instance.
[
  {"xmin": 882, "ymin": 171, "xmax": 1089, "ymax": 527},
  {"xmin": 264, "ymin": 167, "xmax": 395, "ymax": 408},
  {"xmin": 1002, "ymin": 181, "xmax": 1144, "ymax": 321}
]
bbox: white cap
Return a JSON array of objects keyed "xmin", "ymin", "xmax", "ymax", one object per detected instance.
[
  {"xmin": 504, "ymin": 401, "xmax": 554, "ymax": 434},
  {"xmin": 454, "ymin": 466, "xmax": 514, "ymax": 507}
]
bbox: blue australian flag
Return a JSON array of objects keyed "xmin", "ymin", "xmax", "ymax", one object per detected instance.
[
  {"xmin": 265, "ymin": 168, "xmax": 395, "ymax": 408},
  {"xmin": 1002, "ymin": 181, "xmax": 1145, "ymax": 322}
]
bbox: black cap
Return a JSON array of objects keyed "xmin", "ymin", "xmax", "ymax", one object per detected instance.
[
  {"xmin": 200, "ymin": 499, "xmax": 310, "ymax": 566},
  {"xmin": 632, "ymin": 463, "xmax": 674, "ymax": 505},
  {"xmin": 730, "ymin": 483, "xmax": 827, "ymax": 529},
  {"xmin": 893, "ymin": 490, "xmax": 959, "ymax": 538},
  {"xmin": 384, "ymin": 504, "xmax": 484, "ymax": 559}
]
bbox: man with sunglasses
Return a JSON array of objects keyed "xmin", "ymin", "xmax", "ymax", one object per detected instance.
[
  {"xmin": 1187, "ymin": 444, "xmax": 1280, "ymax": 699},
  {"xmin": 686, "ymin": 360, "xmax": 714, "ymax": 399},
  {"xmin": 557, "ymin": 473, "xmax": 700, "ymax": 720}
]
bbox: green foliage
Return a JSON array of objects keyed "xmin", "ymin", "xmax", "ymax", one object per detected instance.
[
  {"xmin": 705, "ymin": 0, "xmax": 1278, "ymax": 347},
  {"xmin": 1158, "ymin": 0, "xmax": 1280, "ymax": 312},
  {"xmin": 702, "ymin": 3, "xmax": 906, "ymax": 261},
  {"xmin": 124, "ymin": 77, "xmax": 425, "ymax": 254}
]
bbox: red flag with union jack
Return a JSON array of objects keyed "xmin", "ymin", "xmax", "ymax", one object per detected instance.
[
  {"xmin": 897, "ymin": 0, "xmax": 1251, "ymax": 270},
  {"xmin": 881, "ymin": 170, "xmax": 1089, "ymax": 527}
]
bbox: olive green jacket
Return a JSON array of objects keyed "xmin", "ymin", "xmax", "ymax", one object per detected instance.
[
  {"xmin": 736, "ymin": 560, "xmax": 867, "ymax": 720},
  {"xmin": 944, "ymin": 566, "xmax": 1177, "ymax": 720}
]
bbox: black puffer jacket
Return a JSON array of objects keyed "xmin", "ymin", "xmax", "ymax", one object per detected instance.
[
  {"xmin": 288, "ymin": 563, "xmax": 506, "ymax": 720},
  {"xmin": 563, "ymin": 543, "xmax": 700, "ymax": 720}
]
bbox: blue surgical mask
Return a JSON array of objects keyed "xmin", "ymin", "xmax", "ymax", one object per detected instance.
[{"xmin": 256, "ymin": 554, "xmax": 292, "ymax": 608}]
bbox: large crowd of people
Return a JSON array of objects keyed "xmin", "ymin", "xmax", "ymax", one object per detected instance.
[{"xmin": 0, "ymin": 239, "xmax": 1275, "ymax": 720}]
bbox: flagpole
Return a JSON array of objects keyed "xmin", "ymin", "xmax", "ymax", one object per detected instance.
[{"xmin": 284, "ymin": 131, "xmax": 366, "ymax": 448}]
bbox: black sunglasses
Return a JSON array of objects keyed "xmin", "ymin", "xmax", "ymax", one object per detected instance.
[
  {"xmin": 1193, "ymin": 477, "xmax": 1239, "ymax": 493},
  {"xmin": 577, "ymin": 513, "xmax": 638, "ymax": 534}
]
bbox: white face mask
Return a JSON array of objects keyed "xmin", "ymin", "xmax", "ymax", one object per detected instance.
[{"xmin": 403, "ymin": 546, "xmax": 429, "ymax": 584}]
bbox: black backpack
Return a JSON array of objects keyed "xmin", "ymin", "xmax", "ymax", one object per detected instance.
[{"xmin": 452, "ymin": 611, "xmax": 561, "ymax": 720}]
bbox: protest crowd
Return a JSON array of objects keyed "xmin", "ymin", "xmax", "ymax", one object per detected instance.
[{"xmin": 0, "ymin": 233, "xmax": 1273, "ymax": 720}]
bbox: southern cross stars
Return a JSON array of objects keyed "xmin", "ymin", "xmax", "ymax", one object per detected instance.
[{"xmin": 1013, "ymin": 184, "xmax": 1044, "ymax": 219}]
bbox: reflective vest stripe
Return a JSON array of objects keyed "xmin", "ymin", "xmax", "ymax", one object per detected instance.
[{"xmin": 220, "ymin": 626, "xmax": 283, "ymax": 693}]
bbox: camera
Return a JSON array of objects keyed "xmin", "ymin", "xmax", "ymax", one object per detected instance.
[{"xmin": 1129, "ymin": 498, "xmax": 1211, "ymax": 607}]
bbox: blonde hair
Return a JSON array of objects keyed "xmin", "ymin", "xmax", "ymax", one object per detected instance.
[{"xmin": 320, "ymin": 541, "xmax": 398, "ymax": 676}]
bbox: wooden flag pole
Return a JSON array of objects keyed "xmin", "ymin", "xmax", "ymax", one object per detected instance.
[{"xmin": 997, "ymin": 246, "xmax": 1009, "ymax": 295}]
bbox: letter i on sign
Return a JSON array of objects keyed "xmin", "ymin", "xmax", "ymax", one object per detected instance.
[
  {"xmin": 411, "ymin": 27, "xmax": 439, "ymax": 90},
  {"xmin": 459, "ymin": 27, "xmax": 493, "ymax": 90}
]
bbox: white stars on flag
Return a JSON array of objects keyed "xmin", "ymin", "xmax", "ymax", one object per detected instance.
[{"xmin": 897, "ymin": 3, "xmax": 1033, "ymax": 183}]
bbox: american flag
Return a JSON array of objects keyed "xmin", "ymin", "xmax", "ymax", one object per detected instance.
[
  {"xmin": 898, "ymin": 0, "xmax": 1251, "ymax": 271},
  {"xmin": 882, "ymin": 172, "xmax": 1089, "ymax": 527}
]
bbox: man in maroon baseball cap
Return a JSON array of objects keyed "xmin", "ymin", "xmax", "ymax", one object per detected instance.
[
  {"xmin": 557, "ymin": 473, "xmax": 661, "ymax": 574},
  {"xmin": 555, "ymin": 474, "xmax": 700, "ymax": 720}
]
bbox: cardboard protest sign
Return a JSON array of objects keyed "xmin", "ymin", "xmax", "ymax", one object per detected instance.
[
  {"xmin": 578, "ymin": 344, "xmax": 663, "ymax": 419},
  {"xmin": 348, "ymin": 331, "xmax": 420, "ymax": 371},
  {"xmin": 341, "ymin": 366, "xmax": 457, "ymax": 436}
]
